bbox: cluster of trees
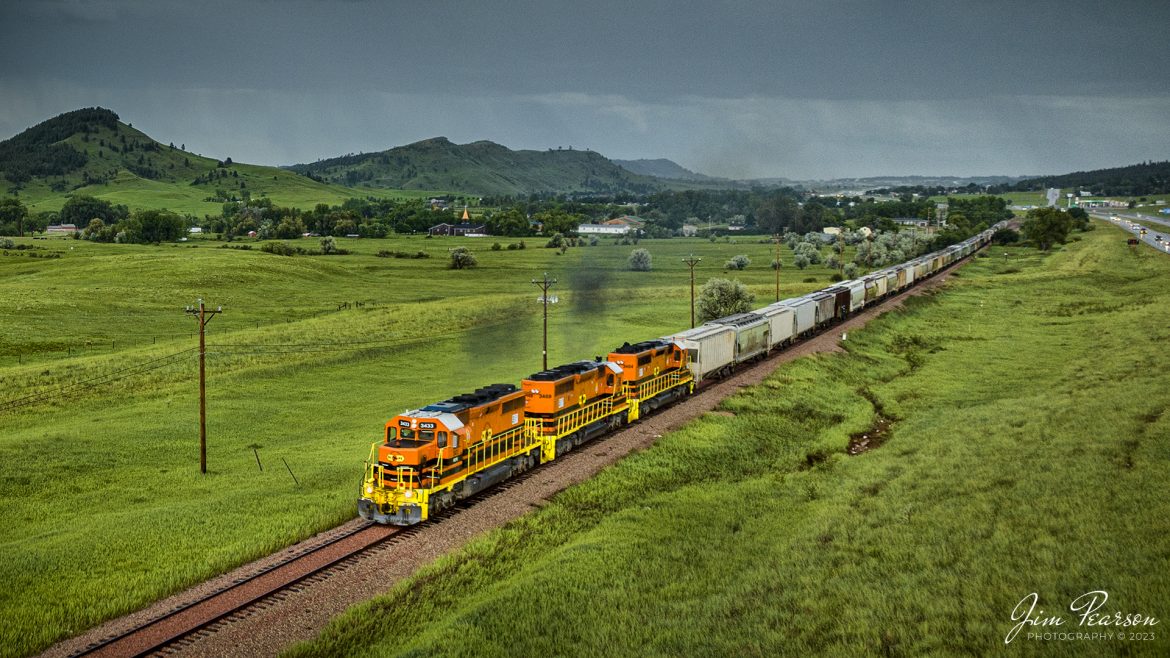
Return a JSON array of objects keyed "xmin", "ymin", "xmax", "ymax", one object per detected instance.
[
  {"xmin": 448, "ymin": 246, "xmax": 477, "ymax": 269},
  {"xmin": 59, "ymin": 194, "xmax": 129, "ymax": 226},
  {"xmin": 0, "ymin": 198, "xmax": 31, "ymax": 236},
  {"xmin": 1020, "ymin": 207, "xmax": 1091, "ymax": 251},
  {"xmin": 628, "ymin": 248, "xmax": 652, "ymax": 271},
  {"xmin": 0, "ymin": 194, "xmax": 191, "ymax": 244},
  {"xmin": 82, "ymin": 208, "xmax": 187, "ymax": 244},
  {"xmin": 697, "ymin": 279, "xmax": 755, "ymax": 323}
]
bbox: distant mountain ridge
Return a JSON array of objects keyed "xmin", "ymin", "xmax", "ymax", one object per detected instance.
[
  {"xmin": 5, "ymin": 107, "xmax": 1166, "ymax": 212},
  {"xmin": 288, "ymin": 138, "xmax": 690, "ymax": 196},
  {"xmin": 612, "ymin": 158, "xmax": 720, "ymax": 182}
]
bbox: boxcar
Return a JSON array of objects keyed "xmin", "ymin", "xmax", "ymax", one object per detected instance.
[
  {"xmin": 709, "ymin": 312, "xmax": 770, "ymax": 363},
  {"xmin": 913, "ymin": 259, "xmax": 929, "ymax": 280},
  {"xmin": 756, "ymin": 303, "xmax": 797, "ymax": 348},
  {"xmin": 897, "ymin": 264, "xmax": 912, "ymax": 288},
  {"xmin": 863, "ymin": 273, "xmax": 886, "ymax": 304},
  {"xmin": 807, "ymin": 291, "xmax": 836, "ymax": 328},
  {"xmin": 843, "ymin": 279, "xmax": 866, "ymax": 313},
  {"xmin": 824, "ymin": 287, "xmax": 851, "ymax": 321},
  {"xmin": 663, "ymin": 324, "xmax": 736, "ymax": 382},
  {"xmin": 775, "ymin": 297, "xmax": 817, "ymax": 336}
]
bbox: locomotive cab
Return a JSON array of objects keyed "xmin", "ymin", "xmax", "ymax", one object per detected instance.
[
  {"xmin": 360, "ymin": 383, "xmax": 533, "ymax": 525},
  {"xmin": 379, "ymin": 411, "xmax": 467, "ymax": 490}
]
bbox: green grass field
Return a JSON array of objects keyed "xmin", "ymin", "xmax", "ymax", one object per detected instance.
[
  {"xmin": 0, "ymin": 234, "xmax": 851, "ymax": 658},
  {"xmin": 15, "ymin": 166, "xmax": 439, "ymax": 217},
  {"xmin": 285, "ymin": 223, "xmax": 1170, "ymax": 657}
]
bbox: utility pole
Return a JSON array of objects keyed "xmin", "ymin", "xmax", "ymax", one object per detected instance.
[
  {"xmin": 682, "ymin": 254, "xmax": 702, "ymax": 328},
  {"xmin": 531, "ymin": 273, "xmax": 556, "ymax": 371},
  {"xmin": 185, "ymin": 298, "xmax": 221, "ymax": 474},
  {"xmin": 772, "ymin": 234, "xmax": 782, "ymax": 302}
]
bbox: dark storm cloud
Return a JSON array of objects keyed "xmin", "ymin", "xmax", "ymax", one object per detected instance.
[{"xmin": 1, "ymin": 0, "xmax": 1168, "ymax": 178}]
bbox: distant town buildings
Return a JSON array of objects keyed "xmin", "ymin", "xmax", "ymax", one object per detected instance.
[
  {"xmin": 1073, "ymin": 197, "xmax": 1127, "ymax": 208},
  {"xmin": 577, "ymin": 223, "xmax": 630, "ymax": 235},
  {"xmin": 578, "ymin": 215, "xmax": 646, "ymax": 235},
  {"xmin": 603, "ymin": 215, "xmax": 646, "ymax": 229},
  {"xmin": 428, "ymin": 222, "xmax": 486, "ymax": 237},
  {"xmin": 892, "ymin": 217, "xmax": 929, "ymax": 228}
]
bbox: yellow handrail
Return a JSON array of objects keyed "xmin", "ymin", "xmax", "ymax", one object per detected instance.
[
  {"xmin": 464, "ymin": 424, "xmax": 535, "ymax": 473},
  {"xmin": 625, "ymin": 368, "xmax": 692, "ymax": 403},
  {"xmin": 526, "ymin": 395, "xmax": 618, "ymax": 439}
]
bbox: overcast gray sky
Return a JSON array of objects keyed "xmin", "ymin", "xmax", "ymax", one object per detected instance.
[{"xmin": 2, "ymin": 0, "xmax": 1167, "ymax": 179}]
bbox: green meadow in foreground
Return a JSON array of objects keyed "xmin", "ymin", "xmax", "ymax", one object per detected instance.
[
  {"xmin": 0, "ymin": 235, "xmax": 846, "ymax": 658},
  {"xmin": 287, "ymin": 223, "xmax": 1170, "ymax": 657}
]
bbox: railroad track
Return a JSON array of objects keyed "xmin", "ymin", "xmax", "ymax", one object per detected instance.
[
  {"xmin": 67, "ymin": 522, "xmax": 396, "ymax": 658},
  {"xmin": 65, "ymin": 471, "xmax": 545, "ymax": 658}
]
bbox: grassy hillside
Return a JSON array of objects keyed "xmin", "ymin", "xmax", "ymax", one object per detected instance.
[
  {"xmin": 288, "ymin": 223, "xmax": 1170, "ymax": 657},
  {"xmin": 0, "ymin": 234, "xmax": 850, "ymax": 658},
  {"xmin": 288, "ymin": 137, "xmax": 708, "ymax": 197},
  {"xmin": 1, "ymin": 108, "xmax": 437, "ymax": 216}
]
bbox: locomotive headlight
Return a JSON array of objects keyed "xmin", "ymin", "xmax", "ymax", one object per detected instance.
[
  {"xmin": 404, "ymin": 491, "xmax": 413, "ymax": 499},
  {"xmin": 365, "ymin": 485, "xmax": 374, "ymax": 495}
]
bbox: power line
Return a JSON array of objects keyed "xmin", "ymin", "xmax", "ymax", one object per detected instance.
[{"xmin": 0, "ymin": 349, "xmax": 195, "ymax": 412}]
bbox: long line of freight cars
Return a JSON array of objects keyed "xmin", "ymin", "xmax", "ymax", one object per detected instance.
[{"xmin": 358, "ymin": 224, "xmax": 1004, "ymax": 525}]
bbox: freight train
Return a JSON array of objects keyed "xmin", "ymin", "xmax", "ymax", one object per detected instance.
[{"xmin": 358, "ymin": 224, "xmax": 1005, "ymax": 525}]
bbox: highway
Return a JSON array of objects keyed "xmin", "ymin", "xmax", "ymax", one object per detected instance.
[{"xmin": 1091, "ymin": 211, "xmax": 1170, "ymax": 254}]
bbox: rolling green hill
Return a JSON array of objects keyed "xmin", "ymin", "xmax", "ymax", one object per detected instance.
[
  {"xmin": 0, "ymin": 108, "xmax": 434, "ymax": 216},
  {"xmin": 288, "ymin": 137, "xmax": 705, "ymax": 197}
]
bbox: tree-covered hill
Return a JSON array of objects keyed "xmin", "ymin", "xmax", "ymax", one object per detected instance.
[
  {"xmin": 0, "ymin": 108, "xmax": 430, "ymax": 215},
  {"xmin": 0, "ymin": 107, "xmax": 222, "ymax": 189},
  {"xmin": 0, "ymin": 107, "xmax": 120, "ymax": 181},
  {"xmin": 1009, "ymin": 160, "xmax": 1170, "ymax": 196},
  {"xmin": 288, "ymin": 137, "xmax": 718, "ymax": 196}
]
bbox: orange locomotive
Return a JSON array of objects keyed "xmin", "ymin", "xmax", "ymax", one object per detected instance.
[
  {"xmin": 607, "ymin": 339, "xmax": 692, "ymax": 421},
  {"xmin": 358, "ymin": 342, "xmax": 693, "ymax": 526},
  {"xmin": 522, "ymin": 360, "xmax": 629, "ymax": 461},
  {"xmin": 358, "ymin": 384, "xmax": 540, "ymax": 525}
]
